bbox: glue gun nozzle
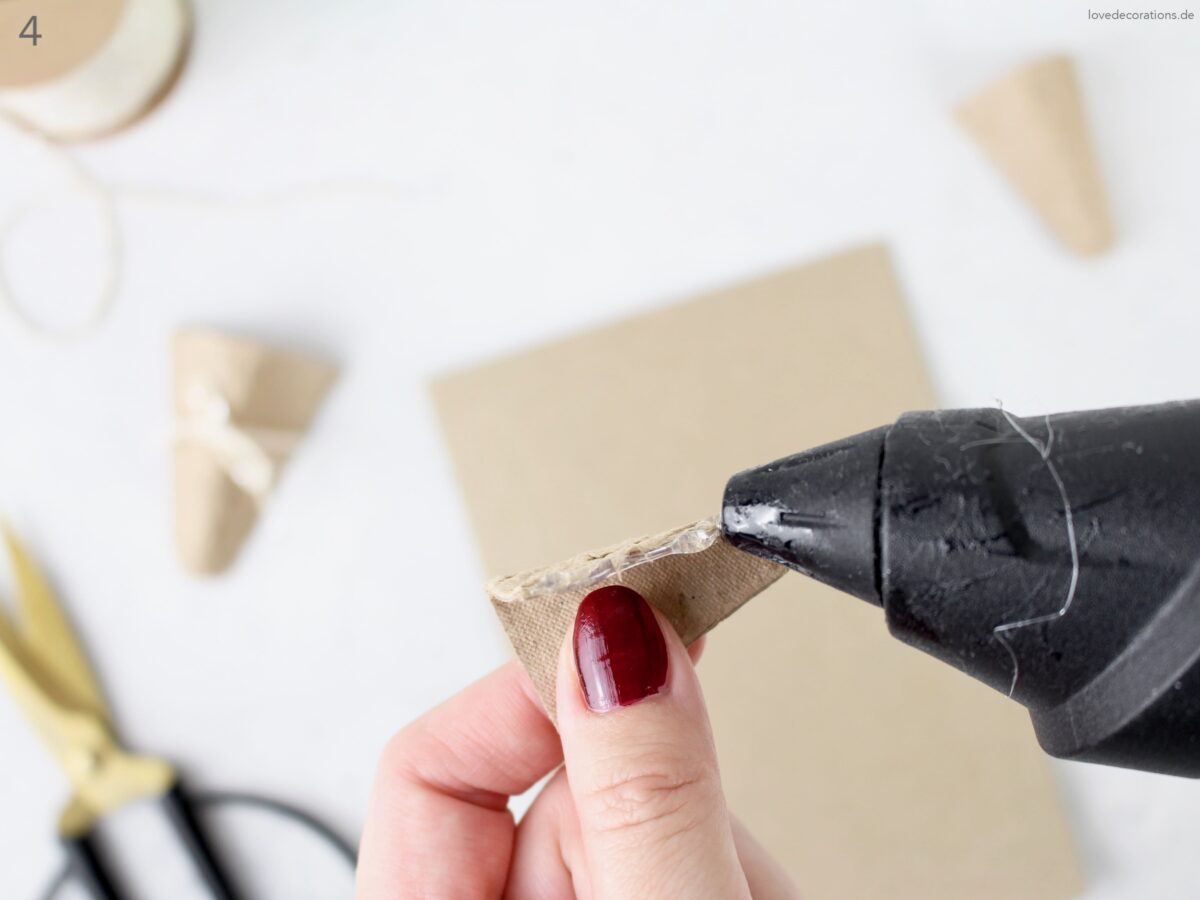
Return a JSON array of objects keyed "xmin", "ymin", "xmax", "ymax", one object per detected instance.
[{"xmin": 720, "ymin": 425, "xmax": 887, "ymax": 607}]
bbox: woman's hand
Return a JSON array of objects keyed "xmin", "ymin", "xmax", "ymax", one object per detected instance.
[{"xmin": 356, "ymin": 586, "xmax": 797, "ymax": 899}]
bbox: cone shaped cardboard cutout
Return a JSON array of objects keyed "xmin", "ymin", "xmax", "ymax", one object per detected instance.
[
  {"xmin": 488, "ymin": 519, "xmax": 786, "ymax": 721},
  {"xmin": 172, "ymin": 329, "xmax": 337, "ymax": 576},
  {"xmin": 956, "ymin": 54, "xmax": 1114, "ymax": 256}
]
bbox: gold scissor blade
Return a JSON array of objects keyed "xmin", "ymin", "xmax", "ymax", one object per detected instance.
[
  {"xmin": 0, "ymin": 636, "xmax": 169, "ymax": 830},
  {"xmin": 0, "ymin": 616, "xmax": 94, "ymax": 781},
  {"xmin": 1, "ymin": 528, "xmax": 109, "ymax": 723}
]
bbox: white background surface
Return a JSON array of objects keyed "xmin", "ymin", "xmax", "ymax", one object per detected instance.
[{"xmin": 1, "ymin": 1, "xmax": 1199, "ymax": 896}]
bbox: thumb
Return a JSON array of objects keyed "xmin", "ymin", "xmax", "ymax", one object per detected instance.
[{"xmin": 556, "ymin": 585, "xmax": 751, "ymax": 900}]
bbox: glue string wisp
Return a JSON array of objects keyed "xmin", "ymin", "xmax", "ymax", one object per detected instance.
[{"xmin": 991, "ymin": 408, "xmax": 1080, "ymax": 697}]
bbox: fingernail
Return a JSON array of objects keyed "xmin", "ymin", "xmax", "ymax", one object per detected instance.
[{"xmin": 573, "ymin": 585, "xmax": 668, "ymax": 712}]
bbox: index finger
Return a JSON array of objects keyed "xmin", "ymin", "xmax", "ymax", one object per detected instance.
[{"xmin": 356, "ymin": 659, "xmax": 562, "ymax": 899}]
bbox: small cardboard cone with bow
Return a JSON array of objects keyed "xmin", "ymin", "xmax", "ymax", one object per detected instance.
[
  {"xmin": 172, "ymin": 329, "xmax": 337, "ymax": 576},
  {"xmin": 956, "ymin": 54, "xmax": 1115, "ymax": 256}
]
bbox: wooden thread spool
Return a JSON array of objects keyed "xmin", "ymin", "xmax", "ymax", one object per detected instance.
[{"xmin": 0, "ymin": 0, "xmax": 191, "ymax": 141}]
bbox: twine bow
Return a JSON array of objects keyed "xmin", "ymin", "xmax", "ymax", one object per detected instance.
[{"xmin": 174, "ymin": 383, "xmax": 300, "ymax": 503}]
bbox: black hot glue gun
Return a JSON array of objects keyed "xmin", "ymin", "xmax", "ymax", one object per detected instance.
[{"xmin": 722, "ymin": 401, "xmax": 1200, "ymax": 777}]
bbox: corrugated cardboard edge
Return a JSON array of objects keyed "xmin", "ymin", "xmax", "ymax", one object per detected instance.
[{"xmin": 489, "ymin": 520, "xmax": 786, "ymax": 721}]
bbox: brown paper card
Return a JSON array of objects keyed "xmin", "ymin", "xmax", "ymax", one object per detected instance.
[
  {"xmin": 489, "ymin": 520, "xmax": 786, "ymax": 720},
  {"xmin": 957, "ymin": 54, "xmax": 1114, "ymax": 256},
  {"xmin": 172, "ymin": 328, "xmax": 337, "ymax": 576},
  {"xmin": 432, "ymin": 244, "xmax": 1083, "ymax": 898}
]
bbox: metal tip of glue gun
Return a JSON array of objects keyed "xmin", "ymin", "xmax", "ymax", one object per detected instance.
[{"xmin": 720, "ymin": 425, "xmax": 888, "ymax": 607}]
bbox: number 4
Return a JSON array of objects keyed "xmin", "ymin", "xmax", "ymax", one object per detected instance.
[{"xmin": 20, "ymin": 16, "xmax": 42, "ymax": 46}]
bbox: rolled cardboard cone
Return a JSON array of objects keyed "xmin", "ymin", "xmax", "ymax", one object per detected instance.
[
  {"xmin": 174, "ymin": 442, "xmax": 258, "ymax": 576},
  {"xmin": 956, "ymin": 54, "xmax": 1115, "ymax": 256},
  {"xmin": 172, "ymin": 329, "xmax": 337, "ymax": 576}
]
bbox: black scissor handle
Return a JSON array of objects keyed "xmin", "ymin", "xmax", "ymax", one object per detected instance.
[
  {"xmin": 60, "ymin": 831, "xmax": 121, "ymax": 900},
  {"xmin": 61, "ymin": 779, "xmax": 243, "ymax": 900},
  {"xmin": 162, "ymin": 778, "xmax": 243, "ymax": 900},
  {"xmin": 53, "ymin": 782, "xmax": 355, "ymax": 900}
]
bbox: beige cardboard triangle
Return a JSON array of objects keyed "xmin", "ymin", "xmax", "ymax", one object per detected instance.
[
  {"xmin": 172, "ymin": 328, "xmax": 337, "ymax": 576},
  {"xmin": 489, "ymin": 519, "xmax": 786, "ymax": 721},
  {"xmin": 957, "ymin": 54, "xmax": 1114, "ymax": 256},
  {"xmin": 433, "ymin": 244, "xmax": 1082, "ymax": 898}
]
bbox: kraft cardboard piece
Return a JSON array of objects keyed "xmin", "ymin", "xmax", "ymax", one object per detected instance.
[
  {"xmin": 957, "ymin": 54, "xmax": 1114, "ymax": 256},
  {"xmin": 432, "ymin": 244, "xmax": 1083, "ymax": 898},
  {"xmin": 489, "ymin": 519, "xmax": 786, "ymax": 720},
  {"xmin": 172, "ymin": 329, "xmax": 337, "ymax": 576}
]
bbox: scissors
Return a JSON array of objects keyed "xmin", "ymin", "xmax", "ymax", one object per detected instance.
[{"xmin": 0, "ymin": 527, "xmax": 352, "ymax": 899}]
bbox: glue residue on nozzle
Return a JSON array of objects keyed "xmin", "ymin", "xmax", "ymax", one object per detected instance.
[{"xmin": 490, "ymin": 518, "xmax": 720, "ymax": 603}]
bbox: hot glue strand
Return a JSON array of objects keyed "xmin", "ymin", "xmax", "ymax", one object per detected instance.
[{"xmin": 991, "ymin": 409, "xmax": 1080, "ymax": 697}]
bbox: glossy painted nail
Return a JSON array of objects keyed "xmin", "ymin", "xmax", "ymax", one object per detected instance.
[{"xmin": 573, "ymin": 585, "xmax": 668, "ymax": 712}]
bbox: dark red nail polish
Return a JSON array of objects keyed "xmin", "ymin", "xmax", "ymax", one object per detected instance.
[{"xmin": 573, "ymin": 585, "xmax": 668, "ymax": 712}]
